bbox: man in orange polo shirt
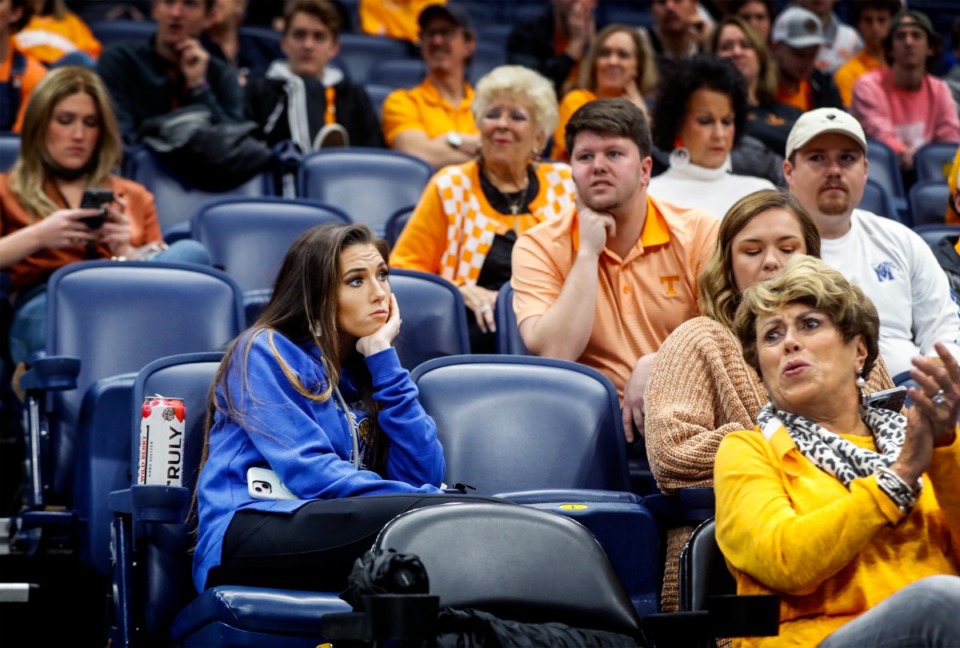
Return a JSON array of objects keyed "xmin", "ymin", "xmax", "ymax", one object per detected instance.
[
  {"xmin": 381, "ymin": 3, "xmax": 479, "ymax": 169},
  {"xmin": 512, "ymin": 98, "xmax": 718, "ymax": 441}
]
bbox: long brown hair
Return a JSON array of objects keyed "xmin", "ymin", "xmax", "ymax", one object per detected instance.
[
  {"xmin": 202, "ymin": 223, "xmax": 393, "ymax": 478},
  {"xmin": 699, "ymin": 190, "xmax": 821, "ymax": 330},
  {"xmin": 9, "ymin": 65, "xmax": 122, "ymax": 218},
  {"xmin": 577, "ymin": 24, "xmax": 658, "ymax": 98}
]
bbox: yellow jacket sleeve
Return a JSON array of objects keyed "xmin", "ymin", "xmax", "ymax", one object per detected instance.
[{"xmin": 714, "ymin": 426, "xmax": 903, "ymax": 595}]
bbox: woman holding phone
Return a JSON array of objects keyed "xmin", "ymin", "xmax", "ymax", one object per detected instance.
[{"xmin": 0, "ymin": 65, "xmax": 208, "ymax": 366}]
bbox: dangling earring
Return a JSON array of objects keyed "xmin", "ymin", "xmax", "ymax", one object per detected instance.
[
  {"xmin": 669, "ymin": 135, "xmax": 690, "ymax": 170},
  {"xmin": 856, "ymin": 367, "xmax": 867, "ymax": 405}
]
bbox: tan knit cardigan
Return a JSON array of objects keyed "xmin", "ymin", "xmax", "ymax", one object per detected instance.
[{"xmin": 644, "ymin": 316, "xmax": 894, "ymax": 611}]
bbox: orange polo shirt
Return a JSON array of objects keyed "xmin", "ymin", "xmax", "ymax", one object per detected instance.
[
  {"xmin": 0, "ymin": 39, "xmax": 48, "ymax": 132},
  {"xmin": 511, "ymin": 195, "xmax": 719, "ymax": 399},
  {"xmin": 381, "ymin": 77, "xmax": 478, "ymax": 146}
]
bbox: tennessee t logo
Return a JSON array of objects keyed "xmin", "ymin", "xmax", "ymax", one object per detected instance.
[{"xmin": 660, "ymin": 275, "xmax": 680, "ymax": 296}]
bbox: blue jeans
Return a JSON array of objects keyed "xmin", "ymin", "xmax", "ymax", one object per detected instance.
[
  {"xmin": 819, "ymin": 575, "xmax": 960, "ymax": 647},
  {"xmin": 8, "ymin": 240, "xmax": 211, "ymax": 365}
]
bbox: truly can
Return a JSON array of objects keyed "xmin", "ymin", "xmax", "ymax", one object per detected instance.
[{"xmin": 137, "ymin": 395, "xmax": 186, "ymax": 486}]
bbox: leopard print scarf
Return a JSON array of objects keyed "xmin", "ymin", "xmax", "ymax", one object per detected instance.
[{"xmin": 757, "ymin": 403, "xmax": 906, "ymax": 488}]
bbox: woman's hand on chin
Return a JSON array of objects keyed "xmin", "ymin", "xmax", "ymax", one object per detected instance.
[{"xmin": 355, "ymin": 294, "xmax": 401, "ymax": 357}]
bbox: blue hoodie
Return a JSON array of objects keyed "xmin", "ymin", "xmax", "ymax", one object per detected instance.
[{"xmin": 192, "ymin": 329, "xmax": 444, "ymax": 592}]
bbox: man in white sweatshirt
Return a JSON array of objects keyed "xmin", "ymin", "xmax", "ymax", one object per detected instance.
[{"xmin": 783, "ymin": 108, "xmax": 960, "ymax": 379}]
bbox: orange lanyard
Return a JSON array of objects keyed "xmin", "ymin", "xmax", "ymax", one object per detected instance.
[{"xmin": 324, "ymin": 86, "xmax": 336, "ymax": 125}]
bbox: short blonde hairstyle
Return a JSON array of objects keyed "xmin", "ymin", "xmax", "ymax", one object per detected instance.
[
  {"xmin": 578, "ymin": 24, "xmax": 658, "ymax": 98},
  {"xmin": 472, "ymin": 65, "xmax": 559, "ymax": 139},
  {"xmin": 733, "ymin": 256, "xmax": 880, "ymax": 380},
  {"xmin": 699, "ymin": 190, "xmax": 820, "ymax": 330},
  {"xmin": 9, "ymin": 66, "xmax": 123, "ymax": 218}
]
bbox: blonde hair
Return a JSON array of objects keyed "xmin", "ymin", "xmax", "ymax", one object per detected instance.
[
  {"xmin": 733, "ymin": 255, "xmax": 880, "ymax": 379},
  {"xmin": 578, "ymin": 24, "xmax": 658, "ymax": 98},
  {"xmin": 9, "ymin": 66, "xmax": 122, "ymax": 218},
  {"xmin": 699, "ymin": 190, "xmax": 820, "ymax": 329},
  {"xmin": 472, "ymin": 65, "xmax": 559, "ymax": 139}
]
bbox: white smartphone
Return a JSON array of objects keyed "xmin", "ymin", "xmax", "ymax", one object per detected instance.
[{"xmin": 246, "ymin": 466, "xmax": 299, "ymax": 501}]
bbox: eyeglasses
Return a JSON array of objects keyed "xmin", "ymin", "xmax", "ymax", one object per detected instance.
[{"xmin": 420, "ymin": 27, "xmax": 462, "ymax": 41}]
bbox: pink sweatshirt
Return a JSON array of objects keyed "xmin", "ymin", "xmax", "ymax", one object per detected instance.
[{"xmin": 851, "ymin": 68, "xmax": 960, "ymax": 154}]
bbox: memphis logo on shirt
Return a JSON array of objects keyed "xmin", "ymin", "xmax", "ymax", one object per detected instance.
[{"xmin": 872, "ymin": 261, "xmax": 896, "ymax": 283}]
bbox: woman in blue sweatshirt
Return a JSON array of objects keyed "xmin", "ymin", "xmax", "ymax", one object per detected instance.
[{"xmin": 193, "ymin": 222, "xmax": 450, "ymax": 594}]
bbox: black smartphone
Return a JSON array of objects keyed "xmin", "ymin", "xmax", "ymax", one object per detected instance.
[
  {"xmin": 79, "ymin": 188, "xmax": 115, "ymax": 230},
  {"xmin": 865, "ymin": 386, "xmax": 908, "ymax": 413}
]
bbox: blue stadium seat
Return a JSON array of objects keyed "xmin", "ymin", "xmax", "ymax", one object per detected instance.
[
  {"xmin": 389, "ymin": 269, "xmax": 471, "ymax": 370},
  {"xmin": 909, "ymin": 179, "xmax": 951, "ymax": 227},
  {"xmin": 866, "ymin": 138, "xmax": 908, "ymax": 219},
  {"xmin": 109, "ymin": 353, "xmax": 351, "ymax": 646},
  {"xmin": 332, "ymin": 33, "xmax": 413, "ymax": 84},
  {"xmin": 90, "ymin": 19, "xmax": 157, "ymax": 48},
  {"xmin": 912, "ymin": 224, "xmax": 960, "ymax": 248},
  {"xmin": 125, "ymin": 146, "xmax": 274, "ymax": 240},
  {"xmin": 859, "ymin": 177, "xmax": 903, "ymax": 223},
  {"xmin": 0, "ymin": 133, "xmax": 19, "ymax": 171},
  {"xmin": 363, "ymin": 82, "xmax": 396, "ymax": 122},
  {"xmin": 191, "ymin": 197, "xmax": 352, "ymax": 324},
  {"xmin": 468, "ymin": 40, "xmax": 507, "ymax": 86},
  {"xmin": 384, "ymin": 204, "xmax": 415, "ymax": 249},
  {"xmin": 15, "ymin": 262, "xmax": 244, "ymax": 578},
  {"xmin": 914, "ymin": 142, "xmax": 958, "ymax": 183},
  {"xmin": 494, "ymin": 282, "xmax": 529, "ymax": 355},
  {"xmin": 367, "ymin": 59, "xmax": 427, "ymax": 88},
  {"xmin": 297, "ymin": 147, "xmax": 434, "ymax": 236}
]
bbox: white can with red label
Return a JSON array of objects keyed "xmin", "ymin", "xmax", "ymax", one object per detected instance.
[{"xmin": 137, "ymin": 395, "xmax": 186, "ymax": 486}]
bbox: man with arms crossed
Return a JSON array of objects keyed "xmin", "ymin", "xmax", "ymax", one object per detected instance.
[
  {"xmin": 783, "ymin": 108, "xmax": 960, "ymax": 379},
  {"xmin": 512, "ymin": 98, "xmax": 718, "ymax": 440}
]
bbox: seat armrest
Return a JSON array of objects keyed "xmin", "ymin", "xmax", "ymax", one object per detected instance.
[
  {"xmin": 19, "ymin": 355, "xmax": 81, "ymax": 392},
  {"xmin": 319, "ymin": 594, "xmax": 439, "ymax": 642},
  {"xmin": 109, "ymin": 485, "xmax": 190, "ymax": 524},
  {"xmin": 495, "ymin": 489, "xmax": 642, "ymax": 504}
]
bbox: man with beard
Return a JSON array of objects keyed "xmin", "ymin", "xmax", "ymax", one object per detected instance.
[
  {"xmin": 783, "ymin": 108, "xmax": 960, "ymax": 379},
  {"xmin": 381, "ymin": 3, "xmax": 479, "ymax": 169},
  {"xmin": 511, "ymin": 98, "xmax": 718, "ymax": 440}
]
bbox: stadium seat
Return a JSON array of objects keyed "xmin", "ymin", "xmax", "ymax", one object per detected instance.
[
  {"xmin": 367, "ymin": 503, "xmax": 647, "ymax": 640},
  {"xmin": 332, "ymin": 34, "xmax": 413, "ymax": 84},
  {"xmin": 363, "ymin": 82, "xmax": 395, "ymax": 122},
  {"xmin": 677, "ymin": 518, "xmax": 779, "ymax": 646},
  {"xmin": 859, "ymin": 177, "xmax": 903, "ymax": 223},
  {"xmin": 384, "ymin": 204, "xmax": 415, "ymax": 249},
  {"xmin": 914, "ymin": 142, "xmax": 958, "ymax": 183},
  {"xmin": 125, "ymin": 146, "xmax": 274, "ymax": 239},
  {"xmin": 908, "ymin": 179, "xmax": 951, "ymax": 227},
  {"xmin": 410, "ymin": 354, "xmax": 632, "ymax": 495},
  {"xmin": 912, "ymin": 224, "xmax": 960, "ymax": 248},
  {"xmin": 190, "ymin": 197, "xmax": 352, "ymax": 323},
  {"xmin": 467, "ymin": 40, "xmax": 507, "ymax": 86},
  {"xmin": 89, "ymin": 19, "xmax": 157, "ymax": 48},
  {"xmin": 108, "ymin": 353, "xmax": 352, "ymax": 646},
  {"xmin": 15, "ymin": 262, "xmax": 244, "ymax": 578},
  {"xmin": 0, "ymin": 133, "xmax": 19, "ymax": 171},
  {"xmin": 297, "ymin": 147, "xmax": 434, "ymax": 236},
  {"xmin": 367, "ymin": 59, "xmax": 427, "ymax": 88},
  {"xmin": 388, "ymin": 269, "xmax": 471, "ymax": 370},
  {"xmin": 866, "ymin": 138, "xmax": 908, "ymax": 219},
  {"xmin": 494, "ymin": 282, "xmax": 528, "ymax": 354}
]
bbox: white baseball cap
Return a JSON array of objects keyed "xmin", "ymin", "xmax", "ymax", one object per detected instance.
[
  {"xmin": 771, "ymin": 6, "xmax": 827, "ymax": 48},
  {"xmin": 785, "ymin": 108, "xmax": 867, "ymax": 159}
]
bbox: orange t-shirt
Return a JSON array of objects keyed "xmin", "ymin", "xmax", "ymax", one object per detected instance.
[
  {"xmin": 0, "ymin": 39, "xmax": 48, "ymax": 132},
  {"xmin": 359, "ymin": 0, "xmax": 441, "ymax": 43},
  {"xmin": 834, "ymin": 50, "xmax": 884, "ymax": 108},
  {"xmin": 15, "ymin": 13, "xmax": 102, "ymax": 64},
  {"xmin": 552, "ymin": 89, "xmax": 597, "ymax": 162},
  {"xmin": 511, "ymin": 195, "xmax": 719, "ymax": 399},
  {"xmin": 776, "ymin": 79, "xmax": 813, "ymax": 113},
  {"xmin": 0, "ymin": 174, "xmax": 162, "ymax": 292}
]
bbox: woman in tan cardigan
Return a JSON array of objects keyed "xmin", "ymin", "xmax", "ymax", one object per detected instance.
[{"xmin": 643, "ymin": 189, "xmax": 895, "ymax": 611}]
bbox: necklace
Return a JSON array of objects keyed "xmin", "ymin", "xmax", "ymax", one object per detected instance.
[{"xmin": 478, "ymin": 164, "xmax": 539, "ymax": 218}]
